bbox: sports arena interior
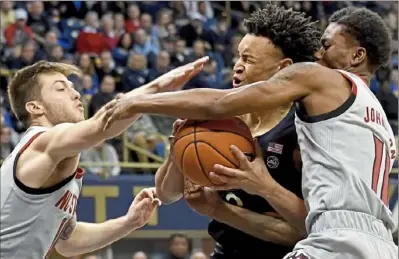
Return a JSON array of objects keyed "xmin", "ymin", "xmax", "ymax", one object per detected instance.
[{"xmin": 0, "ymin": 1, "xmax": 398, "ymax": 259}]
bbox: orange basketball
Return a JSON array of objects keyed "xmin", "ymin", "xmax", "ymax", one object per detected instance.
[{"xmin": 172, "ymin": 118, "xmax": 255, "ymax": 187}]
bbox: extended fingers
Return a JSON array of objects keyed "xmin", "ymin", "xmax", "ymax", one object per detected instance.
[{"xmin": 230, "ymin": 145, "xmax": 251, "ymax": 169}]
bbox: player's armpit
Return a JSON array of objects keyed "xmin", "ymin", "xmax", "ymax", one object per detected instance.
[
  {"xmin": 155, "ymin": 157, "xmax": 184, "ymax": 204},
  {"xmin": 214, "ymin": 202, "xmax": 304, "ymax": 246}
]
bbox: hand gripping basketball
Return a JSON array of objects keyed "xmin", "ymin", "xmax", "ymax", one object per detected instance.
[{"xmin": 209, "ymin": 141, "xmax": 279, "ymax": 196}]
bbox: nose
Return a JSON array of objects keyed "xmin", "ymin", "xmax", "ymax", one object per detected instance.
[
  {"xmin": 233, "ymin": 61, "xmax": 244, "ymax": 74},
  {"xmin": 72, "ymin": 88, "xmax": 81, "ymax": 100},
  {"xmin": 314, "ymin": 48, "xmax": 325, "ymax": 61}
]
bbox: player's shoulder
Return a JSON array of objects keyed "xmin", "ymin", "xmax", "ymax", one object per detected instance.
[
  {"xmin": 276, "ymin": 62, "xmax": 345, "ymax": 88},
  {"xmin": 26, "ymin": 123, "xmax": 75, "ymax": 152}
]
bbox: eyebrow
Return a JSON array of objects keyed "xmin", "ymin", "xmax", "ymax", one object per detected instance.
[{"xmin": 52, "ymin": 80, "xmax": 74, "ymax": 88}]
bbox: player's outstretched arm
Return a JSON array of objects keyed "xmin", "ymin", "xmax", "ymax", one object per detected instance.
[
  {"xmin": 103, "ymin": 63, "xmax": 332, "ymax": 128},
  {"xmin": 55, "ymin": 188, "xmax": 161, "ymax": 257}
]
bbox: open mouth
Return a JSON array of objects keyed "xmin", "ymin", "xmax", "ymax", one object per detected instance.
[{"xmin": 232, "ymin": 77, "xmax": 242, "ymax": 88}]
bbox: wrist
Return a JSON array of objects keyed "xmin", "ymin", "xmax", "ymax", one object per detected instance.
[
  {"xmin": 258, "ymin": 179, "xmax": 280, "ymax": 199},
  {"xmin": 212, "ymin": 201, "xmax": 228, "ymax": 221},
  {"xmin": 120, "ymin": 215, "xmax": 139, "ymax": 231}
]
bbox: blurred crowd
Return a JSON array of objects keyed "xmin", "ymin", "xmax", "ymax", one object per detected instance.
[
  {"xmin": 1, "ymin": 1, "xmax": 398, "ymax": 176},
  {"xmin": 65, "ymin": 233, "xmax": 208, "ymax": 259}
]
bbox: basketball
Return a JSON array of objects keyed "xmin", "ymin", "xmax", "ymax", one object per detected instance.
[{"xmin": 172, "ymin": 118, "xmax": 255, "ymax": 187}]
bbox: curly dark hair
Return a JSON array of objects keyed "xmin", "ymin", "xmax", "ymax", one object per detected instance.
[
  {"xmin": 329, "ymin": 7, "xmax": 391, "ymax": 69},
  {"xmin": 243, "ymin": 4, "xmax": 321, "ymax": 63}
]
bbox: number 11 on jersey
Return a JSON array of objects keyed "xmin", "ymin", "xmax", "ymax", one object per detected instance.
[{"xmin": 372, "ymin": 135, "xmax": 395, "ymax": 205}]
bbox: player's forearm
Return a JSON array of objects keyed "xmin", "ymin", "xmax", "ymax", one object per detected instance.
[
  {"xmin": 124, "ymin": 88, "xmax": 238, "ymax": 120},
  {"xmin": 56, "ymin": 216, "xmax": 133, "ymax": 257},
  {"xmin": 259, "ymin": 183, "xmax": 307, "ymax": 235},
  {"xmin": 213, "ymin": 202, "xmax": 303, "ymax": 246},
  {"xmin": 155, "ymin": 157, "xmax": 184, "ymax": 204}
]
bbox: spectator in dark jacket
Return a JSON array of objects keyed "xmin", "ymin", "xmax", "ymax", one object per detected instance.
[
  {"xmin": 122, "ymin": 53, "xmax": 149, "ymax": 92},
  {"xmin": 89, "ymin": 75, "xmax": 117, "ymax": 117}
]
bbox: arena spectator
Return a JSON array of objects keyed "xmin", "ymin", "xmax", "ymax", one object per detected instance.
[
  {"xmin": 114, "ymin": 13, "xmax": 126, "ymax": 38},
  {"xmin": 179, "ymin": 12, "xmax": 217, "ymax": 48},
  {"xmin": 122, "ymin": 53, "xmax": 148, "ymax": 92},
  {"xmin": 4, "ymin": 8, "xmax": 33, "ymax": 47},
  {"xmin": 76, "ymin": 11, "xmax": 108, "ymax": 54},
  {"xmin": 127, "ymin": 114, "xmax": 165, "ymax": 170},
  {"xmin": 147, "ymin": 51, "xmax": 172, "ymax": 82},
  {"xmin": 171, "ymin": 39, "xmax": 189, "ymax": 67},
  {"xmin": 153, "ymin": 8, "xmax": 173, "ymax": 39},
  {"xmin": 78, "ymin": 53, "xmax": 99, "ymax": 89},
  {"xmin": 9, "ymin": 40, "xmax": 38, "ymax": 69},
  {"xmin": 48, "ymin": 45, "xmax": 64, "ymax": 62},
  {"xmin": 132, "ymin": 251, "xmax": 148, "ymax": 259},
  {"xmin": 80, "ymin": 74, "xmax": 97, "ymax": 106},
  {"xmin": 133, "ymin": 28, "xmax": 159, "ymax": 63},
  {"xmin": 96, "ymin": 51, "xmax": 122, "ymax": 92},
  {"xmin": 88, "ymin": 75, "xmax": 116, "ymax": 117},
  {"xmin": 0, "ymin": 126, "xmax": 14, "ymax": 160},
  {"xmin": 0, "ymin": 1, "xmax": 16, "ymax": 29},
  {"xmin": 80, "ymin": 140, "xmax": 121, "ymax": 177},
  {"xmin": 140, "ymin": 13, "xmax": 158, "ymax": 46},
  {"xmin": 190, "ymin": 251, "xmax": 208, "ymax": 259},
  {"xmin": 126, "ymin": 4, "xmax": 141, "ymax": 34},
  {"xmin": 112, "ymin": 32, "xmax": 134, "ymax": 66},
  {"xmin": 26, "ymin": 1, "xmax": 51, "ymax": 43},
  {"xmin": 165, "ymin": 234, "xmax": 190, "ymax": 259},
  {"xmin": 101, "ymin": 14, "xmax": 119, "ymax": 50}
]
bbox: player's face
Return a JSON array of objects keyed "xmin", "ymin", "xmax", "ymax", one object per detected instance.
[
  {"xmin": 38, "ymin": 72, "xmax": 85, "ymax": 125},
  {"xmin": 318, "ymin": 23, "xmax": 361, "ymax": 70},
  {"xmin": 232, "ymin": 34, "xmax": 286, "ymax": 88}
]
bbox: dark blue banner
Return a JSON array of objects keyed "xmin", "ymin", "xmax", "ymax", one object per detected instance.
[{"xmin": 76, "ymin": 174, "xmax": 210, "ymax": 231}]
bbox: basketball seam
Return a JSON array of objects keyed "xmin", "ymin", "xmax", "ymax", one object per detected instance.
[
  {"xmin": 193, "ymin": 124, "xmax": 217, "ymax": 185},
  {"xmin": 174, "ymin": 130, "xmax": 210, "ymax": 144},
  {"xmin": 195, "ymin": 141, "xmax": 240, "ymax": 168},
  {"xmin": 179, "ymin": 140, "xmax": 194, "ymax": 175}
]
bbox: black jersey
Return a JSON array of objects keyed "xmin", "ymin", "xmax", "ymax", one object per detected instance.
[{"xmin": 208, "ymin": 107, "xmax": 302, "ymax": 259}]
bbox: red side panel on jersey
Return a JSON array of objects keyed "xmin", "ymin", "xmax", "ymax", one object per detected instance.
[
  {"xmin": 381, "ymin": 154, "xmax": 390, "ymax": 205},
  {"xmin": 372, "ymin": 136, "xmax": 383, "ymax": 193}
]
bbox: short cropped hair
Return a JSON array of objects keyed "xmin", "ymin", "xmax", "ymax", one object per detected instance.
[
  {"xmin": 243, "ymin": 4, "xmax": 321, "ymax": 63},
  {"xmin": 8, "ymin": 61, "xmax": 80, "ymax": 127},
  {"xmin": 329, "ymin": 7, "xmax": 392, "ymax": 69}
]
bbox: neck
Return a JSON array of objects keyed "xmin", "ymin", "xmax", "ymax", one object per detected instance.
[
  {"xmin": 242, "ymin": 103, "xmax": 292, "ymax": 137},
  {"xmin": 30, "ymin": 118, "xmax": 54, "ymax": 128}
]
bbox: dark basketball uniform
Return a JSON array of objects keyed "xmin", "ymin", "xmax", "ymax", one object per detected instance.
[{"xmin": 209, "ymin": 107, "xmax": 302, "ymax": 259}]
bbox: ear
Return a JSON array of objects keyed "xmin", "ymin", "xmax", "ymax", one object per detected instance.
[
  {"xmin": 279, "ymin": 58, "xmax": 293, "ymax": 70},
  {"xmin": 25, "ymin": 101, "xmax": 44, "ymax": 117},
  {"xmin": 351, "ymin": 47, "xmax": 366, "ymax": 66}
]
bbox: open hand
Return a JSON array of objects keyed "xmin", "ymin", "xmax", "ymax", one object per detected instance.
[
  {"xmin": 125, "ymin": 187, "xmax": 161, "ymax": 229},
  {"xmin": 153, "ymin": 56, "xmax": 209, "ymax": 92},
  {"xmin": 184, "ymin": 178, "xmax": 222, "ymax": 217},
  {"xmin": 209, "ymin": 141, "xmax": 278, "ymax": 196}
]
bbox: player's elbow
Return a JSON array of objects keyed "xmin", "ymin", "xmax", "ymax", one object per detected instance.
[
  {"xmin": 155, "ymin": 184, "xmax": 183, "ymax": 205},
  {"xmin": 55, "ymin": 241, "xmax": 76, "ymax": 257}
]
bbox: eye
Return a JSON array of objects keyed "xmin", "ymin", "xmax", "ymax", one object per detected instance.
[{"xmin": 57, "ymin": 88, "xmax": 65, "ymax": 92}]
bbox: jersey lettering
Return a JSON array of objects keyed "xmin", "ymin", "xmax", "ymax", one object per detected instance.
[
  {"xmin": 372, "ymin": 135, "xmax": 390, "ymax": 205},
  {"xmin": 364, "ymin": 107, "xmax": 383, "ymax": 126}
]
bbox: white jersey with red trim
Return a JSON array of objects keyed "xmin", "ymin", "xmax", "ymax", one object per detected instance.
[
  {"xmin": 295, "ymin": 70, "xmax": 397, "ymax": 233},
  {"xmin": 0, "ymin": 126, "xmax": 83, "ymax": 259}
]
